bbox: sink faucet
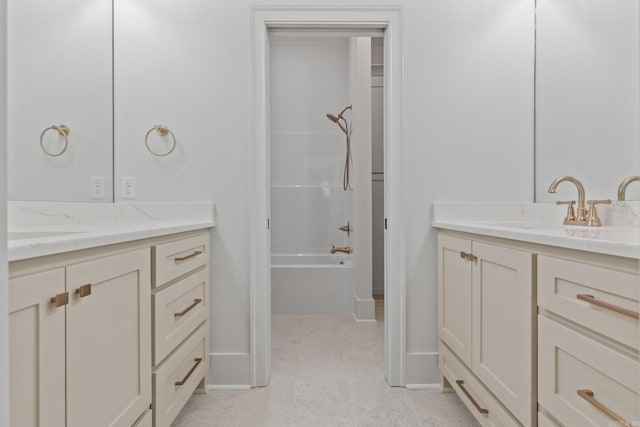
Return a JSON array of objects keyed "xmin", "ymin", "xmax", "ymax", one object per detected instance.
[
  {"xmin": 617, "ymin": 176, "xmax": 640, "ymax": 201},
  {"xmin": 331, "ymin": 245, "xmax": 352, "ymax": 254},
  {"xmin": 548, "ymin": 176, "xmax": 587, "ymax": 224}
]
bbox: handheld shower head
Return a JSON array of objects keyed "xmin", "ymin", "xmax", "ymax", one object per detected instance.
[{"xmin": 326, "ymin": 113, "xmax": 339, "ymax": 123}]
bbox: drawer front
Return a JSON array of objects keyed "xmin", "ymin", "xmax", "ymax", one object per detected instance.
[
  {"xmin": 153, "ymin": 233, "xmax": 209, "ymax": 287},
  {"xmin": 153, "ymin": 323, "xmax": 208, "ymax": 427},
  {"xmin": 132, "ymin": 410, "xmax": 152, "ymax": 427},
  {"xmin": 153, "ymin": 268, "xmax": 208, "ymax": 365},
  {"xmin": 440, "ymin": 342, "xmax": 520, "ymax": 427},
  {"xmin": 538, "ymin": 412, "xmax": 560, "ymax": 427},
  {"xmin": 538, "ymin": 255, "xmax": 639, "ymax": 349},
  {"xmin": 538, "ymin": 316, "xmax": 640, "ymax": 427}
]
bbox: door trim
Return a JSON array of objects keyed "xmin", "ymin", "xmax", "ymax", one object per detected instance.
[{"xmin": 249, "ymin": 5, "xmax": 407, "ymax": 387}]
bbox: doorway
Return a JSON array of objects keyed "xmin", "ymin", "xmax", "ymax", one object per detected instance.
[{"xmin": 249, "ymin": 6, "xmax": 406, "ymax": 388}]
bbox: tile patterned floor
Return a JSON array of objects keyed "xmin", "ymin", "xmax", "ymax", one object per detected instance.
[{"xmin": 172, "ymin": 297, "xmax": 479, "ymax": 426}]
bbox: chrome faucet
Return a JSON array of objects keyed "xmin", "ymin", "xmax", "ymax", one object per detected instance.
[
  {"xmin": 617, "ymin": 176, "xmax": 640, "ymax": 201},
  {"xmin": 548, "ymin": 176, "xmax": 588, "ymax": 225},
  {"xmin": 331, "ymin": 245, "xmax": 352, "ymax": 254}
]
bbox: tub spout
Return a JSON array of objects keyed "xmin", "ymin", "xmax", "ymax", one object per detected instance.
[{"xmin": 331, "ymin": 245, "xmax": 352, "ymax": 254}]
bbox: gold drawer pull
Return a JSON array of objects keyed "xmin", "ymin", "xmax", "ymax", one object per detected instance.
[
  {"xmin": 174, "ymin": 299, "xmax": 202, "ymax": 317},
  {"xmin": 174, "ymin": 250, "xmax": 203, "ymax": 262},
  {"xmin": 466, "ymin": 254, "xmax": 477, "ymax": 262},
  {"xmin": 50, "ymin": 292, "xmax": 69, "ymax": 307},
  {"xmin": 577, "ymin": 389, "xmax": 630, "ymax": 427},
  {"xmin": 175, "ymin": 358, "xmax": 203, "ymax": 386},
  {"xmin": 460, "ymin": 251, "xmax": 467, "ymax": 259},
  {"xmin": 577, "ymin": 294, "xmax": 639, "ymax": 320},
  {"xmin": 456, "ymin": 380, "xmax": 489, "ymax": 415},
  {"xmin": 75, "ymin": 284, "xmax": 92, "ymax": 298}
]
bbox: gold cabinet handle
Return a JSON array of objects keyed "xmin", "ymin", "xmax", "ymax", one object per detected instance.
[
  {"xmin": 577, "ymin": 294, "xmax": 639, "ymax": 320},
  {"xmin": 175, "ymin": 358, "xmax": 203, "ymax": 386},
  {"xmin": 456, "ymin": 380, "xmax": 489, "ymax": 414},
  {"xmin": 75, "ymin": 284, "xmax": 92, "ymax": 298},
  {"xmin": 466, "ymin": 254, "xmax": 477, "ymax": 262},
  {"xmin": 50, "ymin": 292, "xmax": 69, "ymax": 307},
  {"xmin": 460, "ymin": 251, "xmax": 467, "ymax": 259},
  {"xmin": 174, "ymin": 251, "xmax": 203, "ymax": 262},
  {"xmin": 174, "ymin": 299, "xmax": 202, "ymax": 317},
  {"xmin": 577, "ymin": 389, "xmax": 630, "ymax": 427}
]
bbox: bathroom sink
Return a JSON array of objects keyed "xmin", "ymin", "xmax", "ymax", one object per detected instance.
[
  {"xmin": 469, "ymin": 221, "xmax": 562, "ymax": 231},
  {"xmin": 8, "ymin": 230, "xmax": 84, "ymax": 240}
]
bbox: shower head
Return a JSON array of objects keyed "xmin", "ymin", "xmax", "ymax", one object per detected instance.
[{"xmin": 326, "ymin": 113, "xmax": 339, "ymax": 123}]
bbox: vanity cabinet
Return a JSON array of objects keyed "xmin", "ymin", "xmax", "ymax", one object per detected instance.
[
  {"xmin": 438, "ymin": 233, "xmax": 535, "ymax": 427},
  {"xmin": 9, "ymin": 229, "xmax": 211, "ymax": 427},
  {"xmin": 537, "ymin": 255, "xmax": 639, "ymax": 427},
  {"xmin": 9, "ymin": 249, "xmax": 151, "ymax": 427},
  {"xmin": 151, "ymin": 233, "xmax": 209, "ymax": 427}
]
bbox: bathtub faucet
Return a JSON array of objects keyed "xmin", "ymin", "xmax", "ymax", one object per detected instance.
[{"xmin": 331, "ymin": 245, "xmax": 352, "ymax": 254}]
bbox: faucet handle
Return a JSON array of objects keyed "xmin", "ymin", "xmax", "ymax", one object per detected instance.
[
  {"xmin": 586, "ymin": 199, "xmax": 611, "ymax": 227},
  {"xmin": 556, "ymin": 200, "xmax": 576, "ymax": 224}
]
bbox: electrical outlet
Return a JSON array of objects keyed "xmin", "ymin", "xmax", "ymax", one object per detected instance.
[
  {"xmin": 91, "ymin": 177, "xmax": 105, "ymax": 199},
  {"xmin": 122, "ymin": 176, "xmax": 136, "ymax": 199}
]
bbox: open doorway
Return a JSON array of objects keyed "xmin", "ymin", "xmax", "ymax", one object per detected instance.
[{"xmin": 249, "ymin": 7, "xmax": 406, "ymax": 388}]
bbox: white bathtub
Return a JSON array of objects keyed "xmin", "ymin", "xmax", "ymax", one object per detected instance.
[{"xmin": 271, "ymin": 254, "xmax": 353, "ymax": 315}]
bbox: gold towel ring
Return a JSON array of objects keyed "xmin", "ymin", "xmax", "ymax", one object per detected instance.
[
  {"xmin": 145, "ymin": 125, "xmax": 176, "ymax": 156},
  {"xmin": 40, "ymin": 125, "xmax": 70, "ymax": 157}
]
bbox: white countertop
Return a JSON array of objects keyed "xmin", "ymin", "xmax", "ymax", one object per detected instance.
[
  {"xmin": 432, "ymin": 202, "xmax": 640, "ymax": 259},
  {"xmin": 8, "ymin": 202, "xmax": 216, "ymax": 261}
]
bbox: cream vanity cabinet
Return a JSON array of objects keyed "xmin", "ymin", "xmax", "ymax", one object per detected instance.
[
  {"xmin": 8, "ymin": 230, "xmax": 210, "ymax": 427},
  {"xmin": 537, "ymin": 254, "xmax": 639, "ymax": 427},
  {"xmin": 438, "ymin": 232, "xmax": 535, "ymax": 427}
]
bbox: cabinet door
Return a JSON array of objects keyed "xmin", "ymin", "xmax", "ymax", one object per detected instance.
[
  {"xmin": 9, "ymin": 269, "xmax": 66, "ymax": 427},
  {"xmin": 66, "ymin": 249, "xmax": 151, "ymax": 427},
  {"xmin": 471, "ymin": 242, "xmax": 534, "ymax": 427},
  {"xmin": 438, "ymin": 234, "xmax": 473, "ymax": 365}
]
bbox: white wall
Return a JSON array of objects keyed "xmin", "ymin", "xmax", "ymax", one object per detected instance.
[
  {"xmin": 114, "ymin": 0, "xmax": 534, "ymax": 386},
  {"xmin": 535, "ymin": 0, "xmax": 640, "ymax": 202},
  {"xmin": 0, "ymin": 0, "xmax": 9, "ymax": 422},
  {"xmin": 7, "ymin": 0, "xmax": 113, "ymax": 202}
]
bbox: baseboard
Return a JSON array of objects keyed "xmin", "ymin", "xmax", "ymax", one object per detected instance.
[
  {"xmin": 207, "ymin": 384, "xmax": 251, "ymax": 391},
  {"xmin": 209, "ymin": 352, "xmax": 251, "ymax": 386},
  {"xmin": 406, "ymin": 351, "xmax": 440, "ymax": 385},
  {"xmin": 352, "ymin": 294, "xmax": 375, "ymax": 321},
  {"xmin": 405, "ymin": 383, "xmax": 440, "ymax": 390}
]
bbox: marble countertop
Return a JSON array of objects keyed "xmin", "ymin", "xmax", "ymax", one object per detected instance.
[
  {"xmin": 432, "ymin": 202, "xmax": 640, "ymax": 259},
  {"xmin": 8, "ymin": 202, "xmax": 216, "ymax": 261}
]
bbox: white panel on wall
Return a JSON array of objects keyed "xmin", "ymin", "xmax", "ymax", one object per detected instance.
[
  {"xmin": 271, "ymin": 132, "xmax": 345, "ymax": 186},
  {"xmin": 271, "ymin": 186, "xmax": 349, "ymax": 254}
]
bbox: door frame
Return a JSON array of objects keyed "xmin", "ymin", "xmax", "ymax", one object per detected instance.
[{"xmin": 249, "ymin": 5, "xmax": 407, "ymax": 387}]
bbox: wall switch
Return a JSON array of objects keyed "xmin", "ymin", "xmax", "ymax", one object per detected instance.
[
  {"xmin": 91, "ymin": 177, "xmax": 105, "ymax": 199},
  {"xmin": 122, "ymin": 176, "xmax": 136, "ymax": 199}
]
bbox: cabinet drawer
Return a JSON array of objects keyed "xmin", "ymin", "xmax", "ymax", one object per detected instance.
[
  {"xmin": 440, "ymin": 343, "xmax": 520, "ymax": 427},
  {"xmin": 538, "ymin": 255, "xmax": 639, "ymax": 349},
  {"xmin": 153, "ymin": 323, "xmax": 208, "ymax": 427},
  {"xmin": 537, "ymin": 412, "xmax": 559, "ymax": 427},
  {"xmin": 153, "ymin": 268, "xmax": 208, "ymax": 365},
  {"xmin": 538, "ymin": 316, "xmax": 639, "ymax": 427},
  {"xmin": 153, "ymin": 234, "xmax": 209, "ymax": 287}
]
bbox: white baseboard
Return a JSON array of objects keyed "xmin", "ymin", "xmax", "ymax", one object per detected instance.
[
  {"xmin": 406, "ymin": 351, "xmax": 440, "ymax": 385},
  {"xmin": 352, "ymin": 294, "xmax": 375, "ymax": 321},
  {"xmin": 209, "ymin": 353, "xmax": 251, "ymax": 387},
  {"xmin": 208, "ymin": 384, "xmax": 251, "ymax": 391},
  {"xmin": 405, "ymin": 383, "xmax": 440, "ymax": 390}
]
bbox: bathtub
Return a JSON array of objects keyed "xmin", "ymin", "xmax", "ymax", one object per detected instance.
[{"xmin": 271, "ymin": 254, "xmax": 353, "ymax": 315}]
